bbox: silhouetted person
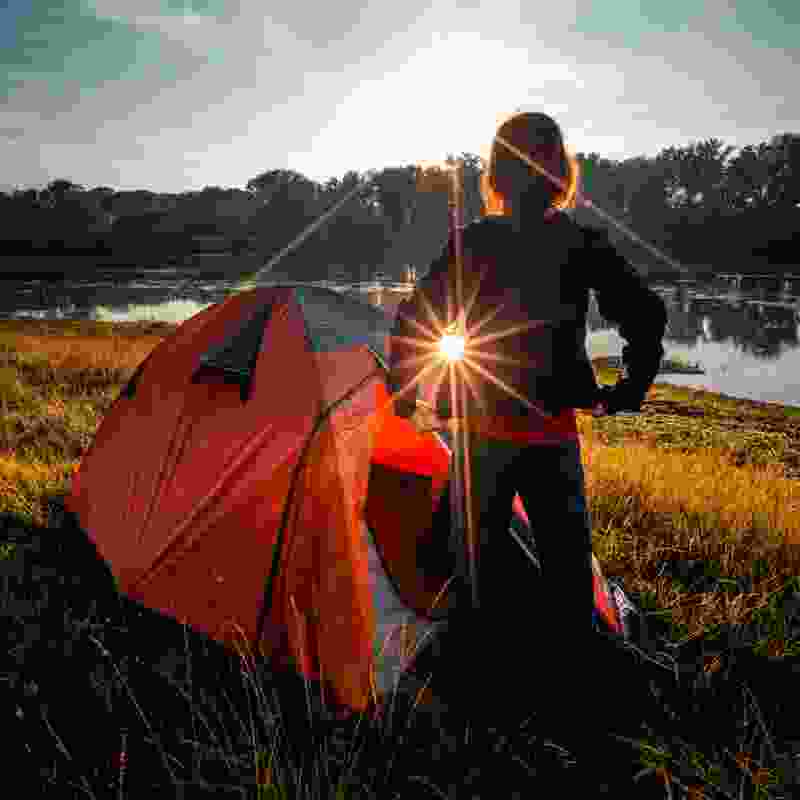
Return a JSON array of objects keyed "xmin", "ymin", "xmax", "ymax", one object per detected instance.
[{"xmin": 389, "ymin": 111, "xmax": 668, "ymax": 794}]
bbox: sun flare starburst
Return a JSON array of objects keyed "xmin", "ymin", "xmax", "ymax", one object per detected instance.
[{"xmin": 438, "ymin": 332, "xmax": 465, "ymax": 362}]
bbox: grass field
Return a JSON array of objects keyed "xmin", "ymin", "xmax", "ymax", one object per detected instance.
[{"xmin": 1, "ymin": 317, "xmax": 799, "ymax": 798}]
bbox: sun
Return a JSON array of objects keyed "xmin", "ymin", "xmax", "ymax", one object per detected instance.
[{"xmin": 438, "ymin": 332, "xmax": 466, "ymax": 362}]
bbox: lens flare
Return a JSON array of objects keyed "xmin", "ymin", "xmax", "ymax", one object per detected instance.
[
  {"xmin": 218, "ymin": 132, "xmax": 683, "ymax": 636},
  {"xmin": 439, "ymin": 333, "xmax": 466, "ymax": 362}
]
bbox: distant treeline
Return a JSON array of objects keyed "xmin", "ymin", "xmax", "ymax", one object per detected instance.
[{"xmin": 1, "ymin": 133, "xmax": 798, "ymax": 283}]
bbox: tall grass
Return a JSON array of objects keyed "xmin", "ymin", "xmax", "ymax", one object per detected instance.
[
  {"xmin": 577, "ymin": 414, "xmax": 800, "ymax": 650},
  {"xmin": 1, "ymin": 320, "xmax": 798, "ymax": 797}
]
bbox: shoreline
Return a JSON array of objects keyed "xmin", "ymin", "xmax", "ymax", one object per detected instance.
[{"xmin": 3, "ymin": 316, "xmax": 799, "ymax": 411}]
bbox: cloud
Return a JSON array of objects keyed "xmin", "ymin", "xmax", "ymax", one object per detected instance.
[
  {"xmin": 0, "ymin": 127, "xmax": 27, "ymax": 140},
  {"xmin": 87, "ymin": 0, "xmax": 232, "ymax": 55},
  {"xmin": 86, "ymin": 0, "xmax": 350, "ymax": 55},
  {"xmin": 3, "ymin": 0, "xmax": 798, "ymax": 193},
  {"xmin": 7, "ymin": 3, "xmax": 316, "ymax": 136},
  {"xmin": 88, "ymin": 0, "xmax": 222, "ymax": 25}
]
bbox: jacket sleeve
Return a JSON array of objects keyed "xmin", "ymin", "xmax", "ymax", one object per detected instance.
[
  {"xmin": 584, "ymin": 227, "xmax": 668, "ymax": 404},
  {"xmin": 388, "ymin": 239, "xmax": 454, "ymax": 417}
]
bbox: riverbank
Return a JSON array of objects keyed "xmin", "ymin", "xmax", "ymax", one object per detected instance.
[{"xmin": 1, "ymin": 319, "xmax": 799, "ymax": 797}]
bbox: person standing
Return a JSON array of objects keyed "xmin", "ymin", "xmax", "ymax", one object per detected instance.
[{"xmin": 388, "ymin": 111, "xmax": 668, "ymax": 792}]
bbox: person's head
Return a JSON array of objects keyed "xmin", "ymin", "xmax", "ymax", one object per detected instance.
[{"xmin": 481, "ymin": 111, "xmax": 579, "ymax": 217}]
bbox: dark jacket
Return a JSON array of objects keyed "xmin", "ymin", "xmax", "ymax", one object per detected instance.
[{"xmin": 388, "ymin": 211, "xmax": 668, "ymax": 420}]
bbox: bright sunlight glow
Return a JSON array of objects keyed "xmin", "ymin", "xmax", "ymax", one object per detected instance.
[{"xmin": 438, "ymin": 333, "xmax": 466, "ymax": 362}]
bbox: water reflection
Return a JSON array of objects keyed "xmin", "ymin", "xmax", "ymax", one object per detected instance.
[
  {"xmin": 91, "ymin": 299, "xmax": 214, "ymax": 324},
  {"xmin": 662, "ymin": 284, "xmax": 800, "ymax": 361},
  {"xmin": 2, "ymin": 275, "xmax": 800, "ymax": 409}
]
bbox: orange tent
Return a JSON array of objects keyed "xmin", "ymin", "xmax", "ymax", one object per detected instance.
[{"xmin": 66, "ymin": 284, "xmax": 625, "ymax": 717}]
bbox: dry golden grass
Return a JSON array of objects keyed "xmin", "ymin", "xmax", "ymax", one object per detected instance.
[
  {"xmin": 578, "ymin": 413, "xmax": 800, "ymax": 543},
  {"xmin": 1, "ymin": 331, "xmax": 162, "ymax": 373},
  {"xmin": 575, "ymin": 410, "xmax": 800, "ymax": 649},
  {"xmin": 0, "ymin": 326, "xmax": 161, "ymax": 523},
  {"xmin": 2, "ymin": 324, "xmax": 798, "ymax": 797},
  {"xmin": 0, "ymin": 451, "xmax": 76, "ymax": 524}
]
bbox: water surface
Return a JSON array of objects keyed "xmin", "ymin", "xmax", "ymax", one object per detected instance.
[{"xmin": 2, "ymin": 271, "xmax": 799, "ymax": 409}]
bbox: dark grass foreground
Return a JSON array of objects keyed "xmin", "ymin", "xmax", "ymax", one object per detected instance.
[{"xmin": 2, "ymin": 499, "xmax": 798, "ymax": 798}]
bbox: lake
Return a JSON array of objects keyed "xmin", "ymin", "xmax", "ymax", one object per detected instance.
[{"xmin": 2, "ymin": 270, "xmax": 799, "ymax": 409}]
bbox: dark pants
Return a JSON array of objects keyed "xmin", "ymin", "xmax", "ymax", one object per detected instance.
[
  {"xmin": 450, "ymin": 434, "xmax": 594, "ymax": 619},
  {"xmin": 441, "ymin": 434, "xmax": 597, "ymax": 728},
  {"xmin": 419, "ymin": 434, "xmax": 667, "ymax": 790}
]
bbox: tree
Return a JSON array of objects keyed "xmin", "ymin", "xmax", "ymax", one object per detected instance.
[
  {"xmin": 620, "ymin": 157, "xmax": 670, "ymax": 226},
  {"xmin": 246, "ymin": 169, "xmax": 323, "ymax": 266},
  {"xmin": 245, "ymin": 169, "xmax": 318, "ymax": 207},
  {"xmin": 39, "ymin": 179, "xmax": 85, "ymax": 208},
  {"xmin": 86, "ymin": 187, "xmax": 116, "ymax": 219},
  {"xmin": 32, "ymin": 179, "xmax": 108, "ymax": 251},
  {"xmin": 372, "ymin": 166, "xmax": 418, "ymax": 234},
  {"xmin": 110, "ymin": 210, "xmax": 176, "ymax": 254},
  {"xmin": 9, "ymin": 128, "xmax": 795, "ymax": 272},
  {"xmin": 107, "ymin": 190, "xmax": 159, "ymax": 220},
  {"xmin": 367, "ymin": 166, "xmax": 419, "ymax": 274},
  {"xmin": 723, "ymin": 143, "xmax": 772, "ymax": 210},
  {"xmin": 305, "ymin": 170, "xmax": 392, "ymax": 280},
  {"xmin": 0, "ymin": 191, "xmax": 41, "ymax": 250},
  {"xmin": 446, "ymin": 152, "xmax": 485, "ymax": 225},
  {"xmin": 763, "ymin": 132, "xmax": 800, "ymax": 208},
  {"xmin": 574, "ymin": 152, "xmax": 626, "ymax": 226},
  {"xmin": 405, "ymin": 164, "xmax": 451, "ymax": 274},
  {"xmin": 657, "ymin": 139, "xmax": 735, "ymax": 210}
]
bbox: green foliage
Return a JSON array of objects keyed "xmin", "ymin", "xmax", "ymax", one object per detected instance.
[
  {"xmin": 3, "ymin": 129, "xmax": 799, "ymax": 278},
  {"xmin": 685, "ymin": 748, "xmax": 725, "ymax": 791},
  {"xmin": 635, "ymin": 589, "xmax": 662, "ymax": 614},
  {"xmin": 667, "ymin": 616, "xmax": 692, "ymax": 643},
  {"xmin": 0, "ymin": 541, "xmax": 17, "ymax": 560},
  {"xmin": 751, "ymin": 557, "xmax": 771, "ymax": 582}
]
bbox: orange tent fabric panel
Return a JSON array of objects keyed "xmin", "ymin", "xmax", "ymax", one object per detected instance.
[
  {"xmin": 66, "ymin": 287, "xmax": 384, "ymax": 713},
  {"xmin": 371, "ymin": 381, "xmax": 450, "ymax": 496},
  {"xmin": 70, "ymin": 289, "xmax": 312, "ymax": 595},
  {"xmin": 267, "ymin": 416, "xmax": 376, "ymax": 711},
  {"xmin": 364, "ymin": 462, "xmax": 456, "ymax": 621},
  {"xmin": 262, "ymin": 369, "xmax": 384, "ymax": 712},
  {"xmin": 366, "ymin": 380, "xmax": 457, "ymax": 621}
]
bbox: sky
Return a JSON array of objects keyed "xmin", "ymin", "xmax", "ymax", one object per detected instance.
[{"xmin": 1, "ymin": 0, "xmax": 798, "ymax": 194}]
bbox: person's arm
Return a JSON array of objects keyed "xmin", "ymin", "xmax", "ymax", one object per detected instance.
[
  {"xmin": 388, "ymin": 238, "xmax": 455, "ymax": 418},
  {"xmin": 583, "ymin": 227, "xmax": 668, "ymax": 412}
]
